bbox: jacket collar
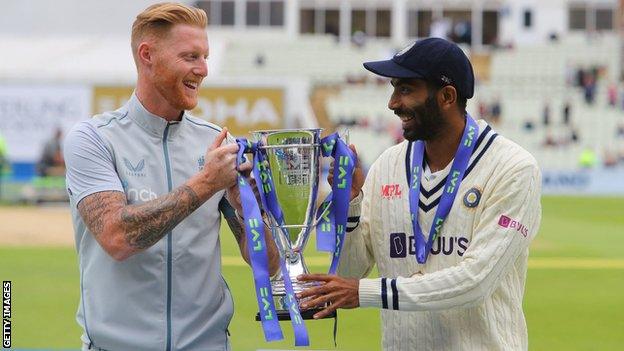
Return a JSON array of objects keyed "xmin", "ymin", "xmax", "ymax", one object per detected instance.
[{"xmin": 126, "ymin": 93, "xmax": 183, "ymax": 139}]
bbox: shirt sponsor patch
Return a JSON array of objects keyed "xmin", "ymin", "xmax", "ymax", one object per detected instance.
[
  {"xmin": 498, "ymin": 215, "xmax": 529, "ymax": 237},
  {"xmin": 381, "ymin": 184, "xmax": 402, "ymax": 199},
  {"xmin": 123, "ymin": 157, "xmax": 146, "ymax": 177},
  {"xmin": 389, "ymin": 232, "xmax": 469, "ymax": 258}
]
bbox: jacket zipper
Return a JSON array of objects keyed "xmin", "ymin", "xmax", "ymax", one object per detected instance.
[{"xmin": 162, "ymin": 124, "xmax": 173, "ymax": 351}]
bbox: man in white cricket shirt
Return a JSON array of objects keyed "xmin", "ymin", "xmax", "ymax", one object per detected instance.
[{"xmin": 298, "ymin": 38, "xmax": 542, "ymax": 351}]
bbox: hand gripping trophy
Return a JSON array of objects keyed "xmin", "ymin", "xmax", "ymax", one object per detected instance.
[{"xmin": 235, "ymin": 129, "xmax": 355, "ymax": 346}]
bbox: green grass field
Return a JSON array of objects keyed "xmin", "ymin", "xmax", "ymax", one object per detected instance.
[{"xmin": 1, "ymin": 196, "xmax": 623, "ymax": 350}]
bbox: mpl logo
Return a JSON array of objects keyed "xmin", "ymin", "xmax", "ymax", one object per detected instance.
[
  {"xmin": 381, "ymin": 184, "xmax": 402, "ymax": 199},
  {"xmin": 498, "ymin": 215, "xmax": 529, "ymax": 237}
]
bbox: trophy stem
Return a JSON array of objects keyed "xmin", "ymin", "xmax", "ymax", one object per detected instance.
[{"xmin": 256, "ymin": 249, "xmax": 336, "ymax": 321}]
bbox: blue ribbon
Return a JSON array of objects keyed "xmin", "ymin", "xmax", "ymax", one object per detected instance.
[
  {"xmin": 236, "ymin": 139, "xmax": 283, "ymax": 342},
  {"xmin": 236, "ymin": 139, "xmax": 309, "ymax": 346},
  {"xmin": 235, "ymin": 133, "xmax": 354, "ymax": 345},
  {"xmin": 315, "ymin": 133, "xmax": 356, "ymax": 274},
  {"xmin": 409, "ymin": 114, "xmax": 479, "ymax": 264},
  {"xmin": 279, "ymin": 260, "xmax": 309, "ymax": 346}
]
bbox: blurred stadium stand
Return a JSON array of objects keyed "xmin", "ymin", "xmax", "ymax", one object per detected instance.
[{"xmin": 1, "ymin": 0, "xmax": 623, "ymax": 201}]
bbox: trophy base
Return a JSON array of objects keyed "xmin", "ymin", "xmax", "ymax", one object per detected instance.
[{"xmin": 255, "ymin": 308, "xmax": 336, "ymax": 321}]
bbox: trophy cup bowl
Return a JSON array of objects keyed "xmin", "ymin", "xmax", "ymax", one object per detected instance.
[{"xmin": 252, "ymin": 128, "xmax": 336, "ymax": 321}]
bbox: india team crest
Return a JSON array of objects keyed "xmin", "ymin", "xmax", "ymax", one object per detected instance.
[{"xmin": 463, "ymin": 187, "xmax": 482, "ymax": 208}]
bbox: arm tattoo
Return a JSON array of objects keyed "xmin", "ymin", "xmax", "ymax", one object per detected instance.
[
  {"xmin": 218, "ymin": 197, "xmax": 245, "ymax": 244},
  {"xmin": 224, "ymin": 215, "xmax": 245, "ymax": 244},
  {"xmin": 77, "ymin": 185, "xmax": 202, "ymax": 251},
  {"xmin": 121, "ymin": 185, "xmax": 201, "ymax": 249},
  {"xmin": 77, "ymin": 191, "xmax": 126, "ymax": 237}
]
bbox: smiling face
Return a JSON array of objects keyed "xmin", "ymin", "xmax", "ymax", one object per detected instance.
[
  {"xmin": 147, "ymin": 24, "xmax": 208, "ymax": 112},
  {"xmin": 388, "ymin": 78, "xmax": 447, "ymax": 141}
]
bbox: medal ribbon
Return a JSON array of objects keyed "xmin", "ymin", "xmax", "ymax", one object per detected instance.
[{"xmin": 409, "ymin": 115, "xmax": 479, "ymax": 264}]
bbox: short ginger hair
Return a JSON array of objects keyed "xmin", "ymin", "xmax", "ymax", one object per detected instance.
[{"xmin": 131, "ymin": 2, "xmax": 207, "ymax": 63}]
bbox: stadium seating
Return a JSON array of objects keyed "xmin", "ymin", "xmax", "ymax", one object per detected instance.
[{"xmin": 320, "ymin": 34, "xmax": 624, "ymax": 170}]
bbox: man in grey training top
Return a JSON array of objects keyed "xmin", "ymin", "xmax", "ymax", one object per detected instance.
[{"xmin": 64, "ymin": 3, "xmax": 278, "ymax": 350}]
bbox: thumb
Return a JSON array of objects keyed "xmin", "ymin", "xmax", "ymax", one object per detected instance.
[{"xmin": 209, "ymin": 128, "xmax": 228, "ymax": 151}]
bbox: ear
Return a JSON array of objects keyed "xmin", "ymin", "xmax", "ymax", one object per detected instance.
[
  {"xmin": 438, "ymin": 86, "xmax": 457, "ymax": 111},
  {"xmin": 137, "ymin": 41, "xmax": 154, "ymax": 67}
]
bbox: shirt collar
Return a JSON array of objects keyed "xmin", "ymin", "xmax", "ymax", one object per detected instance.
[{"xmin": 125, "ymin": 93, "xmax": 183, "ymax": 139}]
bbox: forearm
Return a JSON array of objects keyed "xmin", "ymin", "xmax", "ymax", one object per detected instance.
[
  {"xmin": 225, "ymin": 212, "xmax": 280, "ymax": 275},
  {"xmin": 121, "ymin": 185, "xmax": 202, "ymax": 250},
  {"xmin": 337, "ymin": 191, "xmax": 375, "ymax": 279},
  {"xmin": 79, "ymin": 173, "xmax": 218, "ymax": 260}
]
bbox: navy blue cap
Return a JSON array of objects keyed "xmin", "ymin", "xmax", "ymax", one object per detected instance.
[{"xmin": 363, "ymin": 38, "xmax": 475, "ymax": 99}]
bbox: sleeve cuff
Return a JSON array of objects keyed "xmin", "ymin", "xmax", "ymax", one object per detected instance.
[
  {"xmin": 348, "ymin": 190, "xmax": 363, "ymax": 215},
  {"xmin": 358, "ymin": 278, "xmax": 382, "ymax": 308}
]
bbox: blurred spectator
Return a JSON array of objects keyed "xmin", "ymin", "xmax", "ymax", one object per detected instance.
[
  {"xmin": 542, "ymin": 102, "xmax": 551, "ymax": 126},
  {"xmin": 562, "ymin": 100, "xmax": 571, "ymax": 125},
  {"xmin": 543, "ymin": 132, "xmax": 557, "ymax": 147},
  {"xmin": 607, "ymin": 82, "xmax": 618, "ymax": 107},
  {"xmin": 477, "ymin": 100, "xmax": 488, "ymax": 120},
  {"xmin": 603, "ymin": 149, "xmax": 618, "ymax": 168},
  {"xmin": 616, "ymin": 121, "xmax": 624, "ymax": 138},
  {"xmin": 570, "ymin": 128, "xmax": 579, "ymax": 143},
  {"xmin": 548, "ymin": 32, "xmax": 559, "ymax": 42},
  {"xmin": 37, "ymin": 128, "xmax": 65, "ymax": 177},
  {"xmin": 576, "ymin": 68, "xmax": 585, "ymax": 88},
  {"xmin": 523, "ymin": 119, "xmax": 534, "ymax": 131},
  {"xmin": 490, "ymin": 98, "xmax": 502, "ymax": 124},
  {"xmin": 578, "ymin": 148, "xmax": 597, "ymax": 169},
  {"xmin": 583, "ymin": 72, "xmax": 596, "ymax": 104},
  {"xmin": 255, "ymin": 53, "xmax": 265, "ymax": 67}
]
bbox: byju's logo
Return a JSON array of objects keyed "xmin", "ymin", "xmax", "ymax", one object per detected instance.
[
  {"xmin": 381, "ymin": 184, "xmax": 402, "ymax": 199},
  {"xmin": 389, "ymin": 233, "xmax": 407, "ymax": 258},
  {"xmin": 123, "ymin": 158, "xmax": 146, "ymax": 177},
  {"xmin": 389, "ymin": 233, "xmax": 469, "ymax": 258},
  {"xmin": 498, "ymin": 215, "xmax": 529, "ymax": 237}
]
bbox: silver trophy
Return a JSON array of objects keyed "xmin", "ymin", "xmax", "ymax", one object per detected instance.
[{"xmin": 252, "ymin": 128, "xmax": 335, "ymax": 320}]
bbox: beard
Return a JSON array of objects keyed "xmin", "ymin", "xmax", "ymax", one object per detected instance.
[
  {"xmin": 395, "ymin": 95, "xmax": 446, "ymax": 141},
  {"xmin": 152, "ymin": 62, "xmax": 199, "ymax": 112}
]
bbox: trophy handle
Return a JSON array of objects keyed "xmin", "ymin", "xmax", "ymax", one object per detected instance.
[
  {"xmin": 311, "ymin": 199, "xmax": 332, "ymax": 228},
  {"xmin": 312, "ymin": 127, "xmax": 349, "ymax": 229}
]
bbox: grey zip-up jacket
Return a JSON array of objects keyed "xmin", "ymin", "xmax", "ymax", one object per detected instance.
[{"xmin": 64, "ymin": 94, "xmax": 233, "ymax": 351}]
